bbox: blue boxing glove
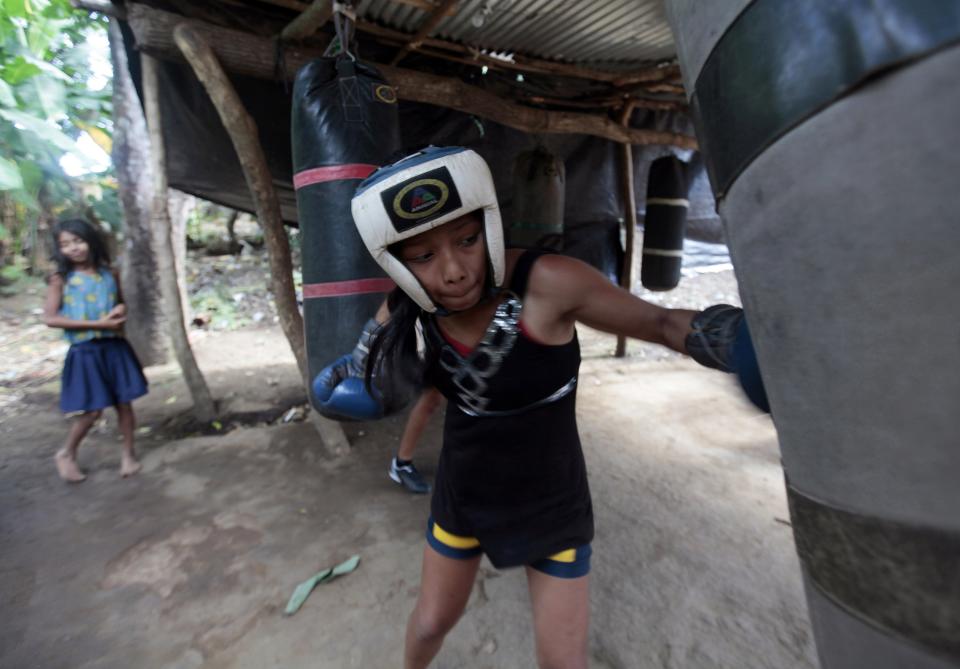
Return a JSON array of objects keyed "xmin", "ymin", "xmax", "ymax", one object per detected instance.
[
  {"xmin": 730, "ymin": 317, "xmax": 770, "ymax": 413},
  {"xmin": 312, "ymin": 319, "xmax": 386, "ymax": 421},
  {"xmin": 685, "ymin": 305, "xmax": 770, "ymax": 413}
]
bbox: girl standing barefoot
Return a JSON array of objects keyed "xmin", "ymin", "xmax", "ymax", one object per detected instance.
[{"xmin": 42, "ymin": 219, "xmax": 148, "ymax": 482}]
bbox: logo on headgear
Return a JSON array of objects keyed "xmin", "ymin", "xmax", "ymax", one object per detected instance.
[
  {"xmin": 394, "ymin": 179, "xmax": 448, "ymax": 220},
  {"xmin": 381, "ymin": 165, "xmax": 463, "ymax": 232}
]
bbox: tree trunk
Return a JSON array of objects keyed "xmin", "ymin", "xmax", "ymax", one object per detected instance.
[
  {"xmin": 108, "ymin": 19, "xmax": 168, "ymax": 366},
  {"xmin": 142, "ymin": 54, "xmax": 217, "ymax": 421}
]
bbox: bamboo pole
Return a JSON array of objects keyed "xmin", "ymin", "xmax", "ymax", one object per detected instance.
[
  {"xmin": 172, "ymin": 22, "xmax": 350, "ymax": 455},
  {"xmin": 615, "ymin": 101, "xmax": 638, "ymax": 359},
  {"xmin": 141, "ymin": 54, "xmax": 217, "ymax": 420}
]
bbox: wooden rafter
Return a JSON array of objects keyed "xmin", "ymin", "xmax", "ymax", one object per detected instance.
[
  {"xmin": 125, "ymin": 4, "xmax": 697, "ymax": 149},
  {"xmin": 524, "ymin": 94, "xmax": 686, "ymax": 112},
  {"xmin": 390, "ymin": 0, "xmax": 460, "ymax": 66},
  {"xmin": 375, "ymin": 62, "xmax": 697, "ymax": 148},
  {"xmin": 280, "ymin": 0, "xmax": 333, "ymax": 42}
]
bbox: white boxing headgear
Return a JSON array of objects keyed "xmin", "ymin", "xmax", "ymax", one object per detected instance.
[{"xmin": 351, "ymin": 146, "xmax": 505, "ymax": 313}]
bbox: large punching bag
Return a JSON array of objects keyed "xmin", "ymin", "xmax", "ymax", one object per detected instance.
[
  {"xmin": 291, "ymin": 56, "xmax": 400, "ymax": 410},
  {"xmin": 641, "ymin": 155, "xmax": 690, "ymax": 291},
  {"xmin": 665, "ymin": 1, "xmax": 960, "ymax": 667},
  {"xmin": 508, "ymin": 146, "xmax": 566, "ymax": 248}
]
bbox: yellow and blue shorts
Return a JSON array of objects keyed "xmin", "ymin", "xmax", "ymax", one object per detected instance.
[{"xmin": 426, "ymin": 517, "xmax": 592, "ymax": 579}]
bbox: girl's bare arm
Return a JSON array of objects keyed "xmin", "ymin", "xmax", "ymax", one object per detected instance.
[
  {"xmin": 42, "ymin": 275, "xmax": 125, "ymax": 331},
  {"xmin": 523, "ymin": 254, "xmax": 694, "ymax": 354}
]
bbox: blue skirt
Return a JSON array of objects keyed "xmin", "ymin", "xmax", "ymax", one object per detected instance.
[{"xmin": 60, "ymin": 338, "xmax": 148, "ymax": 413}]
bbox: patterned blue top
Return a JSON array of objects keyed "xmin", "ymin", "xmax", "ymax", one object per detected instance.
[{"xmin": 59, "ymin": 268, "xmax": 120, "ymax": 344}]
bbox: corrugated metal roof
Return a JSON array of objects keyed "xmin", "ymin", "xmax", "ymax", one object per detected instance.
[{"xmin": 355, "ymin": 0, "xmax": 675, "ymax": 67}]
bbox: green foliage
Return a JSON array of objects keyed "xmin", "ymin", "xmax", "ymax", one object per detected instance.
[
  {"xmin": 0, "ymin": 0, "xmax": 115, "ymax": 265},
  {"xmin": 0, "ymin": 258, "xmax": 27, "ymax": 284}
]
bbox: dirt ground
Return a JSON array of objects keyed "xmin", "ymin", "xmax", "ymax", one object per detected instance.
[{"xmin": 0, "ymin": 268, "xmax": 816, "ymax": 669}]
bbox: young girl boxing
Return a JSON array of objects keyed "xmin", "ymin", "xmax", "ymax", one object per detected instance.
[
  {"xmin": 347, "ymin": 146, "xmax": 754, "ymax": 668},
  {"xmin": 43, "ymin": 219, "xmax": 148, "ymax": 482}
]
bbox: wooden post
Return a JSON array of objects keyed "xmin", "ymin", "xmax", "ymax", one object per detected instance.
[
  {"xmin": 615, "ymin": 102, "xmax": 638, "ymax": 358},
  {"xmin": 141, "ymin": 54, "xmax": 217, "ymax": 420},
  {"xmin": 173, "ymin": 23, "xmax": 350, "ymax": 455}
]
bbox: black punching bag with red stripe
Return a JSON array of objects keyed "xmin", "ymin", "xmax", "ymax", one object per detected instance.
[
  {"xmin": 292, "ymin": 57, "xmax": 400, "ymax": 409},
  {"xmin": 641, "ymin": 156, "xmax": 690, "ymax": 291}
]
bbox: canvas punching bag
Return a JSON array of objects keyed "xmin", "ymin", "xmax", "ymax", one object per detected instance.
[
  {"xmin": 665, "ymin": 1, "xmax": 960, "ymax": 667},
  {"xmin": 291, "ymin": 57, "xmax": 401, "ymax": 411},
  {"xmin": 509, "ymin": 147, "xmax": 565, "ymax": 248},
  {"xmin": 641, "ymin": 155, "xmax": 689, "ymax": 291}
]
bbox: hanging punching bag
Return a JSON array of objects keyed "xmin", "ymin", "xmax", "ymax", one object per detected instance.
[
  {"xmin": 509, "ymin": 147, "xmax": 565, "ymax": 248},
  {"xmin": 641, "ymin": 155, "xmax": 689, "ymax": 291},
  {"xmin": 666, "ymin": 1, "xmax": 960, "ymax": 667},
  {"xmin": 291, "ymin": 56, "xmax": 401, "ymax": 411}
]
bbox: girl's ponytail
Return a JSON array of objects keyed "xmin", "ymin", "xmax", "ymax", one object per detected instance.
[{"xmin": 365, "ymin": 287, "xmax": 434, "ymax": 396}]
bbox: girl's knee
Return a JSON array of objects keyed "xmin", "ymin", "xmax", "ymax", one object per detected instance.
[
  {"xmin": 86, "ymin": 409, "xmax": 103, "ymax": 421},
  {"xmin": 409, "ymin": 604, "xmax": 460, "ymax": 644}
]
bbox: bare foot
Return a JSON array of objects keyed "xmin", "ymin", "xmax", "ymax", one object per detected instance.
[
  {"xmin": 55, "ymin": 450, "xmax": 86, "ymax": 483},
  {"xmin": 120, "ymin": 456, "xmax": 142, "ymax": 478}
]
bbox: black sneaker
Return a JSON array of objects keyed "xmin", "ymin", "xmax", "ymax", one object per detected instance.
[{"xmin": 389, "ymin": 457, "xmax": 431, "ymax": 494}]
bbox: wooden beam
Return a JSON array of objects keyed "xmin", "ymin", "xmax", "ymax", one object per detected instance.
[
  {"xmin": 141, "ymin": 54, "xmax": 217, "ymax": 420},
  {"xmin": 280, "ymin": 0, "xmax": 333, "ymax": 42},
  {"xmin": 125, "ymin": 4, "xmax": 698, "ymax": 149},
  {"xmin": 171, "ymin": 20, "xmax": 352, "ymax": 455},
  {"xmin": 375, "ymin": 62, "xmax": 698, "ymax": 149},
  {"xmin": 615, "ymin": 101, "xmax": 638, "ymax": 358},
  {"xmin": 524, "ymin": 94, "xmax": 687, "ymax": 112},
  {"xmin": 390, "ymin": 0, "xmax": 460, "ymax": 66}
]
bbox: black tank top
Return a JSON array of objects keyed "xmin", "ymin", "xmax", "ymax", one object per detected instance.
[{"xmin": 424, "ymin": 250, "xmax": 594, "ymax": 568}]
